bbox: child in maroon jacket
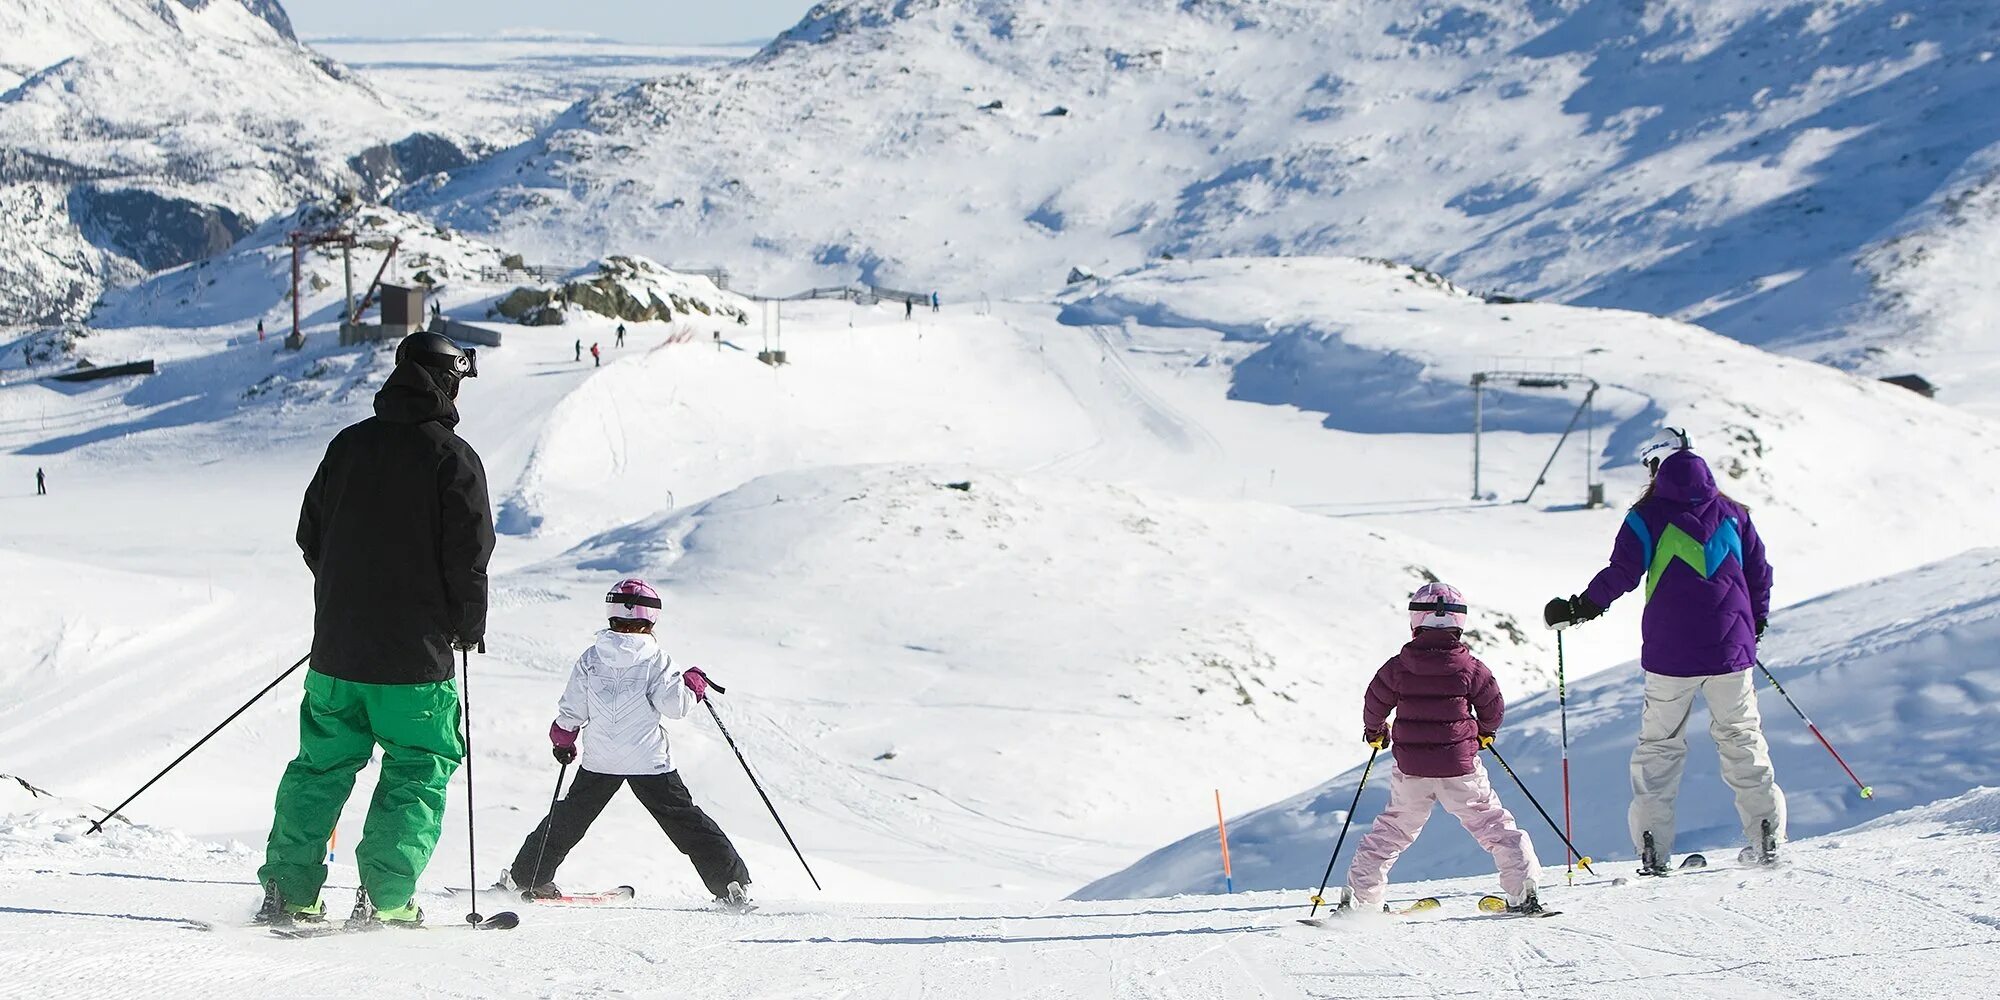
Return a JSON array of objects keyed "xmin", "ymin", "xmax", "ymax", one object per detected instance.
[{"xmin": 1339, "ymin": 583, "xmax": 1543, "ymax": 914}]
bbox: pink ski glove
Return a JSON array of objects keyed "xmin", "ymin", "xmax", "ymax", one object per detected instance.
[
  {"xmin": 681, "ymin": 667, "xmax": 712, "ymax": 703},
  {"xmin": 550, "ymin": 722, "xmax": 578, "ymax": 764}
]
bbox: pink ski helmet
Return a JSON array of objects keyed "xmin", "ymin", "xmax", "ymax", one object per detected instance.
[
  {"xmin": 1408, "ymin": 582, "xmax": 1468, "ymax": 632},
  {"xmin": 605, "ymin": 578, "xmax": 663, "ymax": 624}
]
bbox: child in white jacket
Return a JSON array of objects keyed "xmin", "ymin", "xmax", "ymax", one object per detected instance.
[{"xmin": 505, "ymin": 579, "xmax": 751, "ymax": 906}]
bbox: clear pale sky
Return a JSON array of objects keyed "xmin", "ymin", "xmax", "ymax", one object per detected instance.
[{"xmin": 284, "ymin": 0, "xmax": 820, "ymax": 45}]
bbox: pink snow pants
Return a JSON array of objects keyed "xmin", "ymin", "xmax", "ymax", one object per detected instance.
[{"xmin": 1344, "ymin": 761, "xmax": 1540, "ymax": 908}]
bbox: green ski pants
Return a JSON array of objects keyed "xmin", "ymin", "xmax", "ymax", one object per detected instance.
[{"xmin": 258, "ymin": 670, "xmax": 463, "ymax": 910}]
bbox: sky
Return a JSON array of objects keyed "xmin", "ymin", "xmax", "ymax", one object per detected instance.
[{"xmin": 283, "ymin": 0, "xmax": 820, "ymax": 45}]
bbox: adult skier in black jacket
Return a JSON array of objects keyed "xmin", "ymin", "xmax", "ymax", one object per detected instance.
[{"xmin": 257, "ymin": 332, "xmax": 495, "ymax": 929}]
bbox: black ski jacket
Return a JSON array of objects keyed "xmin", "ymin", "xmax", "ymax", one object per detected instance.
[{"xmin": 298, "ymin": 363, "xmax": 494, "ymax": 684}]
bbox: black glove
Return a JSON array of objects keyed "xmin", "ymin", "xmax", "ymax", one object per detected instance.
[
  {"xmin": 1756, "ymin": 618, "xmax": 1768, "ymax": 639},
  {"xmin": 1543, "ymin": 595, "xmax": 1605, "ymax": 628},
  {"xmin": 552, "ymin": 745, "xmax": 576, "ymax": 765}
]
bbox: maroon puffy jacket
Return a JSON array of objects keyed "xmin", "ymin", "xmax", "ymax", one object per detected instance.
[{"xmin": 1362, "ymin": 628, "xmax": 1503, "ymax": 778}]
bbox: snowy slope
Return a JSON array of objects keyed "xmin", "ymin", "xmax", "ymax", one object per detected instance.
[
  {"xmin": 410, "ymin": 0, "xmax": 2000, "ymax": 407},
  {"xmin": 1044, "ymin": 257, "xmax": 2000, "ymax": 608},
  {"xmin": 3, "ymin": 787, "xmax": 1999, "ymax": 999},
  {"xmin": 4, "ymin": 249, "xmax": 1997, "ymax": 906},
  {"xmin": 0, "ymin": 1, "xmax": 442, "ymax": 324},
  {"xmin": 1076, "ymin": 548, "xmax": 2000, "ymax": 900}
]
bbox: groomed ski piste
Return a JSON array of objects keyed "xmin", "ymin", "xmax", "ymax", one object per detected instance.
[{"xmin": 5, "ymin": 245, "xmax": 2000, "ymax": 997}]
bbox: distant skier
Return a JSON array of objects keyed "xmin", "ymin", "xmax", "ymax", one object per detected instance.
[
  {"xmin": 905, "ymin": 298, "xmax": 913, "ymax": 320},
  {"xmin": 930, "ymin": 290, "xmax": 940, "ymax": 313},
  {"xmin": 35, "ymin": 467, "xmax": 45, "ymax": 495},
  {"xmin": 575, "ymin": 339, "xmax": 582, "ymax": 363},
  {"xmin": 591, "ymin": 342, "xmax": 601, "ymax": 368},
  {"xmin": 1545, "ymin": 427, "xmax": 1783, "ymax": 873},
  {"xmin": 616, "ymin": 323, "xmax": 626, "ymax": 348},
  {"xmin": 256, "ymin": 331, "xmax": 493, "ymax": 930},
  {"xmin": 1333, "ymin": 583, "xmax": 1543, "ymax": 915},
  {"xmin": 257, "ymin": 319, "xmax": 265, "ymax": 343},
  {"xmin": 504, "ymin": 579, "xmax": 752, "ymax": 908}
]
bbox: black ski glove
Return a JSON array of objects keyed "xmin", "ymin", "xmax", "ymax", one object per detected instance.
[
  {"xmin": 552, "ymin": 746, "xmax": 576, "ymax": 765},
  {"xmin": 1543, "ymin": 594, "xmax": 1605, "ymax": 628},
  {"xmin": 1756, "ymin": 618, "xmax": 1768, "ymax": 639}
]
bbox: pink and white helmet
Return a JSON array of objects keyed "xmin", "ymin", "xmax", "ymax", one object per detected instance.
[
  {"xmin": 605, "ymin": 578, "xmax": 663, "ymax": 624},
  {"xmin": 1408, "ymin": 582, "xmax": 1468, "ymax": 632}
]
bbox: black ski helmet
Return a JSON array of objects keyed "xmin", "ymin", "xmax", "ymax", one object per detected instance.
[{"xmin": 395, "ymin": 331, "xmax": 477, "ymax": 380}]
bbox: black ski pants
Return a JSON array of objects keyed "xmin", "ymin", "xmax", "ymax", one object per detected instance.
[{"xmin": 510, "ymin": 768, "xmax": 749, "ymax": 897}]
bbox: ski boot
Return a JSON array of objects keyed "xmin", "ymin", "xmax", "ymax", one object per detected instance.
[
  {"xmin": 253, "ymin": 880, "xmax": 325, "ymax": 927},
  {"xmin": 716, "ymin": 881, "xmax": 754, "ymax": 913},
  {"xmin": 1637, "ymin": 832, "xmax": 1673, "ymax": 877},
  {"xmin": 372, "ymin": 901, "xmax": 425, "ymax": 929},
  {"xmin": 1506, "ymin": 889, "xmax": 1546, "ymax": 916},
  {"xmin": 521, "ymin": 883, "xmax": 565, "ymax": 901},
  {"xmin": 1738, "ymin": 819, "xmax": 1782, "ymax": 866}
]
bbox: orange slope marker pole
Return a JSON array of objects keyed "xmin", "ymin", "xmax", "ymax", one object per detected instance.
[{"xmin": 1215, "ymin": 789, "xmax": 1234, "ymax": 894}]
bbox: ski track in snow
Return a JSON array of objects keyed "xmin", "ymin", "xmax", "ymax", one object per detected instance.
[{"xmin": 3, "ymin": 808, "xmax": 1998, "ymax": 999}]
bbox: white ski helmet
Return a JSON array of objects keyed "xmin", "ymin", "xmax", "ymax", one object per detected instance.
[
  {"xmin": 1408, "ymin": 582, "xmax": 1468, "ymax": 632},
  {"xmin": 605, "ymin": 578, "xmax": 662, "ymax": 624},
  {"xmin": 1639, "ymin": 426, "xmax": 1692, "ymax": 470}
]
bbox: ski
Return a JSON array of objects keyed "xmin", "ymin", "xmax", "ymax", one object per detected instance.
[
  {"xmin": 1634, "ymin": 852, "xmax": 1707, "ymax": 879},
  {"xmin": 269, "ymin": 911, "xmax": 519, "ymax": 939},
  {"xmin": 536, "ymin": 886, "xmax": 635, "ymax": 905},
  {"xmin": 1478, "ymin": 895, "xmax": 1560, "ymax": 918},
  {"xmin": 1298, "ymin": 897, "xmax": 1441, "ymax": 925},
  {"xmin": 450, "ymin": 884, "xmax": 636, "ymax": 905}
]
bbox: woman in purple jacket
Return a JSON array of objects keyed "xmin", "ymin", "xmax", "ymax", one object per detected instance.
[
  {"xmin": 1339, "ymin": 583, "xmax": 1544, "ymax": 915},
  {"xmin": 1546, "ymin": 428, "xmax": 1785, "ymax": 875}
]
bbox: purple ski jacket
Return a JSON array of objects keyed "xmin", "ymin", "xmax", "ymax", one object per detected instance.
[
  {"xmin": 1362, "ymin": 628, "xmax": 1503, "ymax": 778},
  {"xmin": 1583, "ymin": 451, "xmax": 1772, "ymax": 677}
]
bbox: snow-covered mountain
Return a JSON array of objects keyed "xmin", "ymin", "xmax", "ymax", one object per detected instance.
[
  {"xmin": 0, "ymin": 0, "xmax": 453, "ymax": 325},
  {"xmin": 412, "ymin": 0, "xmax": 2000, "ymax": 408}
]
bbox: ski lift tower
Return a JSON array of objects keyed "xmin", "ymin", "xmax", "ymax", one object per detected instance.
[
  {"xmin": 286, "ymin": 228, "xmax": 359, "ymax": 350},
  {"xmin": 1470, "ymin": 370, "xmax": 1604, "ymax": 507}
]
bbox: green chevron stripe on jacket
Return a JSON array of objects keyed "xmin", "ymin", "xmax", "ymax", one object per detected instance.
[{"xmin": 1626, "ymin": 511, "xmax": 1746, "ymax": 600}]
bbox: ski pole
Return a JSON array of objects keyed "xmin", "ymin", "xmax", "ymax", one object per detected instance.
[
  {"xmin": 87, "ymin": 652, "xmax": 310, "ymax": 834},
  {"xmin": 702, "ymin": 684, "xmax": 822, "ymax": 890},
  {"xmin": 1308, "ymin": 746, "xmax": 1379, "ymax": 916},
  {"xmin": 1757, "ymin": 660, "xmax": 1873, "ymax": 798},
  {"xmin": 1485, "ymin": 742, "xmax": 1596, "ymax": 876},
  {"xmin": 1557, "ymin": 631, "xmax": 1574, "ymax": 884},
  {"xmin": 529, "ymin": 761, "xmax": 571, "ymax": 893},
  {"xmin": 460, "ymin": 645, "xmax": 484, "ymax": 924}
]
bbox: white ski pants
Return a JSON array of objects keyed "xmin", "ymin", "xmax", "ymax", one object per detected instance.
[
  {"xmin": 1629, "ymin": 669, "xmax": 1786, "ymax": 859},
  {"xmin": 1345, "ymin": 761, "xmax": 1540, "ymax": 908}
]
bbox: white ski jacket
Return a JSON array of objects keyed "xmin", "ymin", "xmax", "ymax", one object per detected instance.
[{"xmin": 554, "ymin": 630, "xmax": 695, "ymax": 776}]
